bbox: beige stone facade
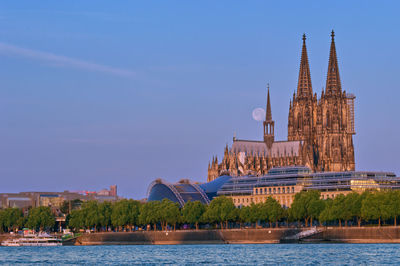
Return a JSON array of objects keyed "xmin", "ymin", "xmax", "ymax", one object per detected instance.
[
  {"xmin": 231, "ymin": 184, "xmax": 303, "ymax": 208},
  {"xmin": 208, "ymin": 31, "xmax": 355, "ymax": 181},
  {"xmin": 231, "ymin": 188, "xmax": 352, "ymax": 208}
]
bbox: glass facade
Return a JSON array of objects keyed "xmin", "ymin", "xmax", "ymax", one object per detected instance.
[{"xmin": 147, "ymin": 176, "xmax": 231, "ymax": 207}]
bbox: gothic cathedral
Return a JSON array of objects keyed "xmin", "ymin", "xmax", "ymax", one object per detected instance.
[{"xmin": 208, "ymin": 31, "xmax": 356, "ymax": 182}]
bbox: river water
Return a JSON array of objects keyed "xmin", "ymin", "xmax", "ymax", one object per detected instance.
[{"xmin": 0, "ymin": 244, "xmax": 399, "ymax": 265}]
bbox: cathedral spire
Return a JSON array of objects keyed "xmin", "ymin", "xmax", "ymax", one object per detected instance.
[
  {"xmin": 266, "ymin": 84, "xmax": 272, "ymax": 121},
  {"xmin": 263, "ymin": 85, "xmax": 275, "ymax": 149},
  {"xmin": 325, "ymin": 30, "xmax": 342, "ymax": 95},
  {"xmin": 297, "ymin": 33, "xmax": 313, "ymax": 98}
]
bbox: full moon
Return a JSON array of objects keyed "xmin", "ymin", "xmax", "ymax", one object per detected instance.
[{"xmin": 252, "ymin": 108, "xmax": 265, "ymax": 122}]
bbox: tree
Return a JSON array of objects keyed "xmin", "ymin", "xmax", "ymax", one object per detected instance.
[
  {"xmin": 111, "ymin": 199, "xmax": 141, "ymax": 231},
  {"xmin": 126, "ymin": 200, "xmax": 141, "ymax": 230},
  {"xmin": 26, "ymin": 207, "xmax": 55, "ymax": 231},
  {"xmin": 331, "ymin": 194, "xmax": 346, "ymax": 227},
  {"xmin": 160, "ymin": 199, "xmax": 181, "ymax": 230},
  {"xmin": 81, "ymin": 201, "xmax": 101, "ymax": 231},
  {"xmin": 361, "ymin": 192, "xmax": 382, "ymax": 226},
  {"xmin": 386, "ymin": 190, "xmax": 400, "ymax": 226},
  {"xmin": 251, "ymin": 203, "xmax": 265, "ymax": 228},
  {"xmin": 182, "ymin": 201, "xmax": 206, "ymax": 230},
  {"xmin": 265, "ymin": 197, "xmax": 285, "ymax": 228},
  {"xmin": 203, "ymin": 196, "xmax": 237, "ymax": 229},
  {"xmin": 344, "ymin": 192, "xmax": 365, "ymax": 227},
  {"xmin": 0, "ymin": 208, "xmax": 24, "ymax": 232},
  {"xmin": 238, "ymin": 206, "xmax": 252, "ymax": 228},
  {"xmin": 98, "ymin": 201, "xmax": 113, "ymax": 231},
  {"xmin": 139, "ymin": 201, "xmax": 161, "ymax": 230},
  {"xmin": 68, "ymin": 209, "xmax": 84, "ymax": 230},
  {"xmin": 319, "ymin": 198, "xmax": 334, "ymax": 225},
  {"xmin": 289, "ymin": 190, "xmax": 324, "ymax": 227},
  {"xmin": 377, "ymin": 191, "xmax": 392, "ymax": 225}
]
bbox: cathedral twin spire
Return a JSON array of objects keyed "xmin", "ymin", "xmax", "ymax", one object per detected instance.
[
  {"xmin": 296, "ymin": 30, "xmax": 342, "ymax": 99},
  {"xmin": 297, "ymin": 34, "xmax": 313, "ymax": 98},
  {"xmin": 325, "ymin": 30, "xmax": 342, "ymax": 95}
]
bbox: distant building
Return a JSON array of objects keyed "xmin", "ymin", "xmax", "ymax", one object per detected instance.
[
  {"xmin": 208, "ymin": 31, "xmax": 355, "ymax": 181},
  {"xmin": 0, "ymin": 185, "xmax": 119, "ymax": 209}
]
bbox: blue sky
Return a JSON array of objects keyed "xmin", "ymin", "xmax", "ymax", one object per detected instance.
[{"xmin": 0, "ymin": 1, "xmax": 399, "ymax": 199}]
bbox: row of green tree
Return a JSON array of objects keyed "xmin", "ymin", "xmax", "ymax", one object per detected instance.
[
  {"xmin": 2, "ymin": 190, "xmax": 400, "ymax": 232},
  {"xmin": 67, "ymin": 190, "xmax": 400, "ymax": 231},
  {"xmin": 67, "ymin": 197, "xmax": 281, "ymax": 231},
  {"xmin": 0, "ymin": 206, "xmax": 55, "ymax": 232}
]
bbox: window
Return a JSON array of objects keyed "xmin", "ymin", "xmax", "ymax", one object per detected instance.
[
  {"xmin": 269, "ymin": 188, "xmax": 272, "ymax": 194},
  {"xmin": 273, "ymin": 188, "xmax": 276, "ymax": 194},
  {"xmin": 278, "ymin": 188, "xmax": 281, "ymax": 194},
  {"xmin": 255, "ymin": 188, "xmax": 258, "ymax": 194},
  {"xmin": 292, "ymin": 187, "xmax": 295, "ymax": 193},
  {"xmin": 283, "ymin": 188, "xmax": 285, "ymax": 193}
]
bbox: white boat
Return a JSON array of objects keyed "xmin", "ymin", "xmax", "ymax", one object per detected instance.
[{"xmin": 1, "ymin": 234, "xmax": 62, "ymax": 247}]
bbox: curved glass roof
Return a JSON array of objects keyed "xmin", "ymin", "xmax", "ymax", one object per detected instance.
[{"xmin": 147, "ymin": 179, "xmax": 217, "ymax": 207}]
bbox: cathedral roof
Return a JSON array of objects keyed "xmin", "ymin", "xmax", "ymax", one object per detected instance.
[{"xmin": 231, "ymin": 139, "xmax": 302, "ymax": 157}]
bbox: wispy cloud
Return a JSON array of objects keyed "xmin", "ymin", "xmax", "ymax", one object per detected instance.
[{"xmin": 0, "ymin": 42, "xmax": 136, "ymax": 78}]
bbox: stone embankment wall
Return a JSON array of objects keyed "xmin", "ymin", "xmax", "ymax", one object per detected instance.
[
  {"xmin": 304, "ymin": 227, "xmax": 400, "ymax": 243},
  {"xmin": 70, "ymin": 228, "xmax": 299, "ymax": 245},
  {"xmin": 66, "ymin": 227, "xmax": 400, "ymax": 245}
]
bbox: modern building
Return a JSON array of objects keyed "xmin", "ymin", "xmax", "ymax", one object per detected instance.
[
  {"xmin": 147, "ymin": 177, "xmax": 230, "ymax": 207},
  {"xmin": 217, "ymin": 167, "xmax": 400, "ymax": 208},
  {"xmin": 148, "ymin": 166, "xmax": 400, "ymax": 208},
  {"xmin": 208, "ymin": 31, "xmax": 355, "ymax": 181}
]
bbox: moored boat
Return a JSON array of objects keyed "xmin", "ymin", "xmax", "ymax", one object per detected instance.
[{"xmin": 1, "ymin": 233, "xmax": 62, "ymax": 247}]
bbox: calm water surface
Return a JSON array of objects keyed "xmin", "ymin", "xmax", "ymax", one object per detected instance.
[{"xmin": 0, "ymin": 244, "xmax": 399, "ymax": 265}]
